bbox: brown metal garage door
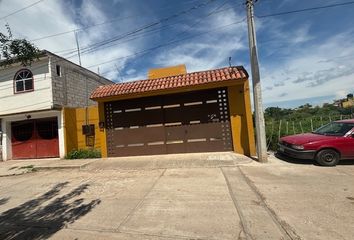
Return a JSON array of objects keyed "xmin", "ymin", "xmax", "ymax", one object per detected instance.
[{"xmin": 105, "ymin": 88, "xmax": 233, "ymax": 157}]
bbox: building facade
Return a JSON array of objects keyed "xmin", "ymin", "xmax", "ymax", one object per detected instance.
[
  {"xmin": 91, "ymin": 66, "xmax": 256, "ymax": 158},
  {"xmin": 0, "ymin": 51, "xmax": 112, "ymax": 161}
]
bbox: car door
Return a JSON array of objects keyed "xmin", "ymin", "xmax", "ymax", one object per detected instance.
[{"xmin": 342, "ymin": 129, "xmax": 354, "ymax": 158}]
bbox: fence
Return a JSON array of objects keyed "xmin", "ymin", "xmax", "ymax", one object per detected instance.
[{"xmin": 266, "ymin": 114, "xmax": 354, "ymax": 151}]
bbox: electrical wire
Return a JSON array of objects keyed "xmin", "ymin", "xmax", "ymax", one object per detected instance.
[
  {"xmin": 93, "ymin": 19, "xmax": 246, "ymax": 72},
  {"xmin": 257, "ymin": 0, "xmax": 354, "ymax": 18},
  {"xmin": 69, "ymin": 1, "xmax": 237, "ymax": 59},
  {"xmin": 0, "ymin": 0, "xmax": 45, "ymax": 21},
  {"xmin": 66, "ymin": 0, "xmax": 218, "ymax": 58},
  {"xmin": 35, "ymin": 0, "xmax": 218, "ymax": 60},
  {"xmin": 30, "ymin": 0, "xmax": 210, "ymax": 42},
  {"xmin": 0, "ymin": 18, "xmax": 245, "ymax": 91}
]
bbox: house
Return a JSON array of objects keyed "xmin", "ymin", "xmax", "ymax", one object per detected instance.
[
  {"xmin": 0, "ymin": 51, "xmax": 112, "ymax": 161},
  {"xmin": 90, "ymin": 65, "xmax": 256, "ymax": 158},
  {"xmin": 341, "ymin": 94, "xmax": 353, "ymax": 108}
]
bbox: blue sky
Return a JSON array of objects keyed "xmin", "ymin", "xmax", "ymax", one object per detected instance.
[{"xmin": 0, "ymin": 0, "xmax": 354, "ymax": 108}]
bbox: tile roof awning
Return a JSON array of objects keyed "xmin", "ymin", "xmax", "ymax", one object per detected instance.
[{"xmin": 90, "ymin": 66, "xmax": 248, "ymax": 100}]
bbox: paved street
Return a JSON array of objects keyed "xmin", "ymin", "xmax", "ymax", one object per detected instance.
[{"xmin": 0, "ymin": 153, "xmax": 353, "ymax": 239}]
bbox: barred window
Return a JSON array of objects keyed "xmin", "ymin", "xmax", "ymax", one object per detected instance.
[{"xmin": 14, "ymin": 69, "xmax": 34, "ymax": 93}]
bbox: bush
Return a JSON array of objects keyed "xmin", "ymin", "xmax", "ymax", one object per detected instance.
[{"xmin": 66, "ymin": 149, "xmax": 101, "ymax": 159}]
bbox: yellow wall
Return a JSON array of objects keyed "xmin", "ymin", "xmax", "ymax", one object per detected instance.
[
  {"xmin": 63, "ymin": 106, "xmax": 103, "ymax": 155},
  {"xmin": 342, "ymin": 99, "xmax": 353, "ymax": 108},
  {"xmin": 148, "ymin": 64, "xmax": 187, "ymax": 79},
  {"xmin": 227, "ymin": 81, "xmax": 256, "ymax": 156},
  {"xmin": 98, "ymin": 102, "xmax": 108, "ymax": 158},
  {"xmin": 63, "ymin": 108, "xmax": 78, "ymax": 153}
]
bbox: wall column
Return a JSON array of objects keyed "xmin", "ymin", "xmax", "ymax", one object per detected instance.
[
  {"xmin": 98, "ymin": 102, "xmax": 108, "ymax": 158},
  {"xmin": 227, "ymin": 81, "xmax": 256, "ymax": 156}
]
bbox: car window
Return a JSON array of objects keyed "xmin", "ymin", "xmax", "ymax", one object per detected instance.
[{"xmin": 314, "ymin": 122, "xmax": 354, "ymax": 136}]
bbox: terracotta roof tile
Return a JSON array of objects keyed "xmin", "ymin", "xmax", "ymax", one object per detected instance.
[{"xmin": 91, "ymin": 66, "xmax": 248, "ymax": 100}]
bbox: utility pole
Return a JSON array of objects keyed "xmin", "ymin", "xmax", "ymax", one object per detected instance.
[
  {"xmin": 74, "ymin": 31, "xmax": 82, "ymax": 66},
  {"xmin": 246, "ymin": 0, "xmax": 268, "ymax": 162},
  {"xmin": 75, "ymin": 31, "xmax": 89, "ymax": 139}
]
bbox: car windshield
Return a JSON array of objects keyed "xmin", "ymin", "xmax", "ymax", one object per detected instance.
[{"xmin": 313, "ymin": 122, "xmax": 354, "ymax": 136}]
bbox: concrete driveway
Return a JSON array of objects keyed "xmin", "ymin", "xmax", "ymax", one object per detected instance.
[{"xmin": 0, "ymin": 152, "xmax": 353, "ymax": 239}]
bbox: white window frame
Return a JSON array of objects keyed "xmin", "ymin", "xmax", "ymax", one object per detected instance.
[{"xmin": 14, "ymin": 69, "xmax": 34, "ymax": 93}]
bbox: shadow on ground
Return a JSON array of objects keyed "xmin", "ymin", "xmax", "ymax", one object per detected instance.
[
  {"xmin": 0, "ymin": 182, "xmax": 101, "ymax": 240},
  {"xmin": 275, "ymin": 152, "xmax": 316, "ymax": 165},
  {"xmin": 275, "ymin": 152, "xmax": 354, "ymax": 166},
  {"xmin": 0, "ymin": 197, "xmax": 10, "ymax": 206}
]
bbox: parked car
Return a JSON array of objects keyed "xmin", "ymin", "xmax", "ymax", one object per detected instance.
[{"xmin": 278, "ymin": 119, "xmax": 354, "ymax": 166}]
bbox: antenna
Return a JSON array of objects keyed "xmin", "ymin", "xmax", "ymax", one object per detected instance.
[
  {"xmin": 74, "ymin": 31, "xmax": 82, "ymax": 66},
  {"xmin": 228, "ymin": 57, "xmax": 232, "ymax": 67}
]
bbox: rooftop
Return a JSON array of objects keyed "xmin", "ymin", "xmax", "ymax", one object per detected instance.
[{"xmin": 90, "ymin": 66, "xmax": 248, "ymax": 100}]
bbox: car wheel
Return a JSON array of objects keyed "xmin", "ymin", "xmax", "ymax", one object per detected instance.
[{"xmin": 315, "ymin": 149, "xmax": 340, "ymax": 166}]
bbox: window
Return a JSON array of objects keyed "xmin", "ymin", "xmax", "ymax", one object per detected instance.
[
  {"xmin": 314, "ymin": 122, "xmax": 354, "ymax": 136},
  {"xmin": 14, "ymin": 69, "xmax": 34, "ymax": 93},
  {"xmin": 56, "ymin": 65, "xmax": 61, "ymax": 77}
]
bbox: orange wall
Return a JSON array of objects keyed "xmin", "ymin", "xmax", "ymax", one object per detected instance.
[{"xmin": 148, "ymin": 64, "xmax": 187, "ymax": 79}]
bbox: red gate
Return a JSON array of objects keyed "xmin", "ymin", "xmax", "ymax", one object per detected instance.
[{"xmin": 11, "ymin": 118, "xmax": 59, "ymax": 159}]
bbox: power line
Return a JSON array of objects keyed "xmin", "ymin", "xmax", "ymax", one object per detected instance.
[
  {"xmin": 45, "ymin": 0, "xmax": 217, "ymax": 60},
  {"xmin": 52, "ymin": 0, "xmax": 229, "ymax": 60},
  {"xmin": 0, "ymin": 17, "xmax": 244, "ymax": 86},
  {"xmin": 6, "ymin": 0, "xmax": 235, "ymax": 66},
  {"xmin": 30, "ymin": 0, "xmax": 208, "ymax": 42},
  {"xmin": 71, "ymin": 0, "xmax": 236, "ymax": 60},
  {"xmin": 0, "ymin": 0, "xmax": 242, "ymax": 82},
  {"xmin": 18, "ymin": 0, "xmax": 215, "ymax": 62},
  {"xmin": 98, "ymin": 0, "xmax": 238, "ymax": 79},
  {"xmin": 68, "ymin": 0, "xmax": 217, "ymax": 58},
  {"xmin": 93, "ymin": 19, "xmax": 246, "ymax": 72},
  {"xmin": 257, "ymin": 0, "xmax": 354, "ymax": 18},
  {"xmin": 0, "ymin": 19, "xmax": 245, "ymax": 111},
  {"xmin": 30, "ymin": 0, "xmax": 215, "ymax": 44},
  {"xmin": 0, "ymin": 0, "xmax": 45, "ymax": 21}
]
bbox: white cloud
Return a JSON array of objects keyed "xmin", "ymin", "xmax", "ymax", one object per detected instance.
[
  {"xmin": 153, "ymin": 6, "xmax": 247, "ymax": 72},
  {"xmin": 335, "ymin": 90, "xmax": 347, "ymax": 99},
  {"xmin": 261, "ymin": 30, "xmax": 354, "ymax": 104},
  {"xmin": 0, "ymin": 0, "xmax": 147, "ymax": 82}
]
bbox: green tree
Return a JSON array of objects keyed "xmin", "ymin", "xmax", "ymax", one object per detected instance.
[{"xmin": 0, "ymin": 24, "xmax": 41, "ymax": 67}]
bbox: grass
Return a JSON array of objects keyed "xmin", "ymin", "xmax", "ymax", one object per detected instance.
[{"xmin": 66, "ymin": 149, "xmax": 101, "ymax": 159}]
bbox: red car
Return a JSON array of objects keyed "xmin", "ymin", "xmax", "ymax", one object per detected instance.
[{"xmin": 278, "ymin": 119, "xmax": 354, "ymax": 166}]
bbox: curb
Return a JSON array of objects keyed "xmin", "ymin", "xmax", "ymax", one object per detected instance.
[{"xmin": 0, "ymin": 160, "xmax": 98, "ymax": 176}]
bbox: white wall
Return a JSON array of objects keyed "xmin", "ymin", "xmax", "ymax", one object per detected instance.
[{"xmin": 0, "ymin": 58, "xmax": 53, "ymax": 116}]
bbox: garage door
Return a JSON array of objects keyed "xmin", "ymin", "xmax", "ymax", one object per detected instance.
[
  {"xmin": 11, "ymin": 118, "xmax": 59, "ymax": 159},
  {"xmin": 105, "ymin": 88, "xmax": 233, "ymax": 157}
]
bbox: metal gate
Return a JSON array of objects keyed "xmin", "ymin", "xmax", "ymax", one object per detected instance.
[
  {"xmin": 11, "ymin": 118, "xmax": 59, "ymax": 159},
  {"xmin": 105, "ymin": 88, "xmax": 233, "ymax": 157}
]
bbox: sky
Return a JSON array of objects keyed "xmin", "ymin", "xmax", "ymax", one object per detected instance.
[{"xmin": 0, "ymin": 0, "xmax": 353, "ymax": 109}]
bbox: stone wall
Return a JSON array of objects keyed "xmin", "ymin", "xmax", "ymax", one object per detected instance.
[{"xmin": 49, "ymin": 54, "xmax": 112, "ymax": 108}]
